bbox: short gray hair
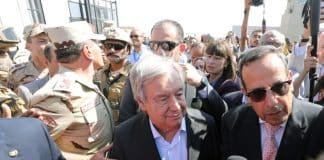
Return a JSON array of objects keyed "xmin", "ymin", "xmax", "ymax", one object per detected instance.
[
  {"xmin": 261, "ymin": 30, "xmax": 285, "ymax": 48},
  {"xmin": 130, "ymin": 53, "xmax": 185, "ymax": 102},
  {"xmin": 56, "ymin": 40, "xmax": 95, "ymax": 63}
]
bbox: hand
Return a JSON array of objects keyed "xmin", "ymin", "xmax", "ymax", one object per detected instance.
[
  {"xmin": 180, "ymin": 63, "xmax": 203, "ymax": 87},
  {"xmin": 244, "ymin": 0, "xmax": 251, "ymax": 10},
  {"xmin": 90, "ymin": 143, "xmax": 116, "ymax": 160},
  {"xmin": 303, "ymin": 46, "xmax": 318, "ymax": 72},
  {"xmin": 20, "ymin": 108, "xmax": 44, "ymax": 118},
  {"xmin": 1, "ymin": 103, "xmax": 11, "ymax": 118},
  {"xmin": 20, "ymin": 108, "xmax": 57, "ymax": 127}
]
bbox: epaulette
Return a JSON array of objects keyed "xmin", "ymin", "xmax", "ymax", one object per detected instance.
[
  {"xmin": 53, "ymin": 76, "xmax": 74, "ymax": 93},
  {"xmin": 9, "ymin": 62, "xmax": 28, "ymax": 74}
]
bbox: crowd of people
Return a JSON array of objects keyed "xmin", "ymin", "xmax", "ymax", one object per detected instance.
[{"xmin": 1, "ymin": 0, "xmax": 324, "ymax": 160}]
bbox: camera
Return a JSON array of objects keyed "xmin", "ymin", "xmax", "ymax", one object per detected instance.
[{"xmin": 251, "ymin": 0, "xmax": 263, "ymax": 6}]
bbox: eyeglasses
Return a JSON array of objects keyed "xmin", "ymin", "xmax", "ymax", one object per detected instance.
[
  {"xmin": 246, "ymin": 80, "xmax": 292, "ymax": 102},
  {"xmin": 148, "ymin": 41, "xmax": 179, "ymax": 52},
  {"xmin": 130, "ymin": 35, "xmax": 140, "ymax": 38},
  {"xmin": 102, "ymin": 42, "xmax": 126, "ymax": 51}
]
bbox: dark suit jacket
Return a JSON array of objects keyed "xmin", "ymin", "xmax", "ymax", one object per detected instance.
[
  {"xmin": 110, "ymin": 108, "xmax": 221, "ymax": 160},
  {"xmin": 222, "ymin": 91, "xmax": 244, "ymax": 110},
  {"xmin": 302, "ymin": 108, "xmax": 324, "ymax": 159},
  {"xmin": 0, "ymin": 118, "xmax": 65, "ymax": 160},
  {"xmin": 221, "ymin": 97, "xmax": 322, "ymax": 160}
]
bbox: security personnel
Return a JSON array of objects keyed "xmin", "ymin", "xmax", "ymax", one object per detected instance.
[
  {"xmin": 29, "ymin": 21, "xmax": 114, "ymax": 159},
  {"xmin": 94, "ymin": 26, "xmax": 132, "ymax": 125},
  {"xmin": 0, "ymin": 26, "xmax": 20, "ymax": 86},
  {"xmin": 0, "ymin": 118, "xmax": 65, "ymax": 160},
  {"xmin": 7, "ymin": 23, "xmax": 49, "ymax": 91}
]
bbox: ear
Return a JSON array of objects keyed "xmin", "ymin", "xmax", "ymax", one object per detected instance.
[
  {"xmin": 179, "ymin": 43, "xmax": 186, "ymax": 53},
  {"xmin": 136, "ymin": 98, "xmax": 147, "ymax": 112},
  {"xmin": 25, "ymin": 43, "xmax": 31, "ymax": 50},
  {"xmin": 82, "ymin": 44, "xmax": 94, "ymax": 60},
  {"xmin": 241, "ymin": 87, "xmax": 247, "ymax": 95},
  {"xmin": 288, "ymin": 70, "xmax": 294, "ymax": 90},
  {"xmin": 45, "ymin": 59, "xmax": 49, "ymax": 66}
]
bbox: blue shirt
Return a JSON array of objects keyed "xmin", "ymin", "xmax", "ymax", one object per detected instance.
[
  {"xmin": 127, "ymin": 45, "xmax": 151, "ymax": 64},
  {"xmin": 149, "ymin": 118, "xmax": 187, "ymax": 160}
]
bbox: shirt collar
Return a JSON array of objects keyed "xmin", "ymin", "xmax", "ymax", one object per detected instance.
[
  {"xmin": 259, "ymin": 118, "xmax": 287, "ymax": 128},
  {"xmin": 149, "ymin": 118, "xmax": 186, "ymax": 139}
]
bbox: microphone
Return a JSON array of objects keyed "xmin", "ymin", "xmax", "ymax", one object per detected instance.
[{"xmin": 227, "ymin": 155, "xmax": 248, "ymax": 160}]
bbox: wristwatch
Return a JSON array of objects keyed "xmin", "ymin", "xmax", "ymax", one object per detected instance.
[{"xmin": 197, "ymin": 76, "xmax": 209, "ymax": 91}]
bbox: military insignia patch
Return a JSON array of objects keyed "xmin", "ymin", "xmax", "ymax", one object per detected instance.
[{"xmin": 53, "ymin": 77, "xmax": 73, "ymax": 92}]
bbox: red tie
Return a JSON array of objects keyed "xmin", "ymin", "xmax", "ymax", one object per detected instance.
[{"xmin": 263, "ymin": 123, "xmax": 280, "ymax": 160}]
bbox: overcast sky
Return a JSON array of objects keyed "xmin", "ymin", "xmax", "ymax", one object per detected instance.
[{"xmin": 117, "ymin": 0, "xmax": 295, "ymax": 37}]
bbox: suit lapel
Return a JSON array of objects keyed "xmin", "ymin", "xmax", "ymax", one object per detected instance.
[
  {"xmin": 239, "ymin": 109, "xmax": 263, "ymax": 159},
  {"xmin": 186, "ymin": 111, "xmax": 207, "ymax": 160},
  {"xmin": 139, "ymin": 114, "xmax": 162, "ymax": 160},
  {"xmin": 276, "ymin": 98, "xmax": 304, "ymax": 159}
]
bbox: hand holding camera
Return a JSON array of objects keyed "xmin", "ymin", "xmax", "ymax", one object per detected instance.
[{"xmin": 251, "ymin": 0, "xmax": 263, "ymax": 6}]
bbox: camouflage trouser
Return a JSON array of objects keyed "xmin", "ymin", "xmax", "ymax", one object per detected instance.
[{"xmin": 0, "ymin": 86, "xmax": 26, "ymax": 117}]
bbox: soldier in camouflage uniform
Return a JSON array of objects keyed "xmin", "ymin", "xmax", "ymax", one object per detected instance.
[
  {"xmin": 0, "ymin": 26, "xmax": 26, "ymax": 118},
  {"xmin": 94, "ymin": 26, "xmax": 132, "ymax": 125},
  {"xmin": 29, "ymin": 21, "xmax": 114, "ymax": 159},
  {"xmin": 7, "ymin": 24, "xmax": 49, "ymax": 91},
  {"xmin": 0, "ymin": 26, "xmax": 20, "ymax": 86}
]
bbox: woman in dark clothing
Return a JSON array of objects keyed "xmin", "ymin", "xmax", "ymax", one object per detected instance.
[{"xmin": 204, "ymin": 40, "xmax": 240, "ymax": 96}]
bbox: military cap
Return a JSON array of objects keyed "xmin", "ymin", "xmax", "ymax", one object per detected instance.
[
  {"xmin": 0, "ymin": 26, "xmax": 20, "ymax": 49},
  {"xmin": 102, "ymin": 26, "xmax": 131, "ymax": 45},
  {"xmin": 23, "ymin": 23, "xmax": 46, "ymax": 41},
  {"xmin": 45, "ymin": 21, "xmax": 105, "ymax": 50}
]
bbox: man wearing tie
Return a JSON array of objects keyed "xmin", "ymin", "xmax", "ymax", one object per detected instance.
[{"xmin": 221, "ymin": 45, "xmax": 322, "ymax": 160}]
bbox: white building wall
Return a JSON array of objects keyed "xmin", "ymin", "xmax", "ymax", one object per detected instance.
[
  {"xmin": 0, "ymin": 0, "xmax": 32, "ymax": 38},
  {"xmin": 279, "ymin": 0, "xmax": 305, "ymax": 42},
  {"xmin": 42, "ymin": 0, "xmax": 70, "ymax": 26},
  {"xmin": 0, "ymin": 0, "xmax": 73, "ymax": 39}
]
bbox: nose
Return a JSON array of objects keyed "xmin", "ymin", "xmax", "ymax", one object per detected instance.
[
  {"xmin": 168, "ymin": 95, "xmax": 181, "ymax": 111},
  {"xmin": 264, "ymin": 89, "xmax": 279, "ymax": 107},
  {"xmin": 151, "ymin": 46, "xmax": 167, "ymax": 57}
]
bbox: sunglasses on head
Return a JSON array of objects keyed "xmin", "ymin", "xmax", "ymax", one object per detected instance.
[
  {"xmin": 148, "ymin": 41, "xmax": 179, "ymax": 52},
  {"xmin": 102, "ymin": 42, "xmax": 127, "ymax": 51},
  {"xmin": 246, "ymin": 80, "xmax": 292, "ymax": 102}
]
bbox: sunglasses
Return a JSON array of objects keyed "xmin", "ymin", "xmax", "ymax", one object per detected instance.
[
  {"xmin": 148, "ymin": 41, "xmax": 179, "ymax": 52},
  {"xmin": 246, "ymin": 80, "xmax": 292, "ymax": 102},
  {"xmin": 130, "ymin": 35, "xmax": 140, "ymax": 38},
  {"xmin": 102, "ymin": 42, "xmax": 127, "ymax": 51}
]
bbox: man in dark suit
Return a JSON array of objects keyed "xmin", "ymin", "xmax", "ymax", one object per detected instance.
[
  {"xmin": 109, "ymin": 53, "xmax": 220, "ymax": 160},
  {"xmin": 0, "ymin": 118, "xmax": 65, "ymax": 160},
  {"xmin": 221, "ymin": 46, "xmax": 322, "ymax": 160},
  {"xmin": 118, "ymin": 19, "xmax": 227, "ymax": 134}
]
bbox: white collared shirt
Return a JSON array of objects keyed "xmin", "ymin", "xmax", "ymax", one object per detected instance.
[{"xmin": 149, "ymin": 118, "xmax": 187, "ymax": 160}]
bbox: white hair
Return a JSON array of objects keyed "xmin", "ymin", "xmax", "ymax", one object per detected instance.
[
  {"xmin": 261, "ymin": 30, "xmax": 285, "ymax": 48},
  {"xmin": 130, "ymin": 53, "xmax": 185, "ymax": 102}
]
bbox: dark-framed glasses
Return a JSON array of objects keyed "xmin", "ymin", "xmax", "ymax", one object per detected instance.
[
  {"xmin": 148, "ymin": 41, "xmax": 179, "ymax": 52},
  {"xmin": 102, "ymin": 41, "xmax": 126, "ymax": 51},
  {"xmin": 246, "ymin": 80, "xmax": 292, "ymax": 102}
]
